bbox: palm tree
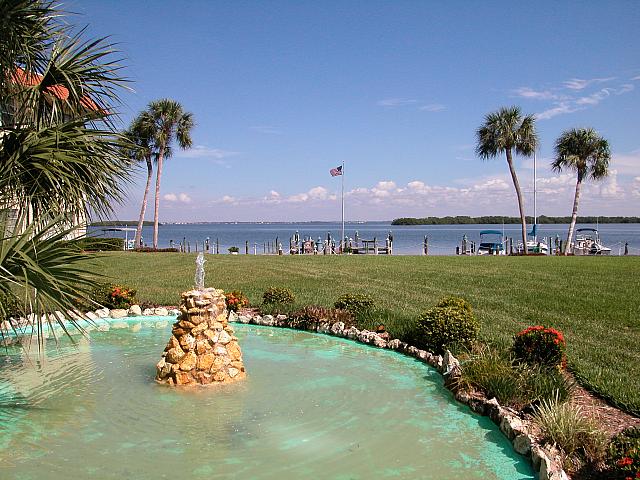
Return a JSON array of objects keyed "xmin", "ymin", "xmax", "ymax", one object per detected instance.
[
  {"xmin": 125, "ymin": 112, "xmax": 156, "ymax": 248},
  {"xmin": 552, "ymin": 128, "xmax": 610, "ymax": 255},
  {"xmin": 146, "ymin": 99, "xmax": 194, "ymax": 249},
  {"xmin": 1, "ymin": 0, "xmax": 132, "ymax": 343},
  {"xmin": 476, "ymin": 106, "xmax": 538, "ymax": 254}
]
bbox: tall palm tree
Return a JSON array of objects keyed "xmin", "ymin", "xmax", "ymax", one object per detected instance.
[
  {"xmin": 476, "ymin": 106, "xmax": 538, "ymax": 254},
  {"xmin": 552, "ymin": 128, "xmax": 610, "ymax": 255},
  {"xmin": 125, "ymin": 112, "xmax": 156, "ymax": 248},
  {"xmin": 146, "ymin": 99, "xmax": 194, "ymax": 249},
  {"xmin": 1, "ymin": 0, "xmax": 132, "ymax": 344}
]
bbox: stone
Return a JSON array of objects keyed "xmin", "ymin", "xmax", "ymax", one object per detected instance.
[
  {"xmin": 128, "ymin": 305, "xmax": 142, "ymax": 316},
  {"xmin": 174, "ymin": 371, "xmax": 193, "ymax": 385},
  {"xmin": 95, "ymin": 308, "xmax": 110, "ymax": 318},
  {"xmin": 196, "ymin": 372, "xmax": 212, "ymax": 384},
  {"xmin": 227, "ymin": 342, "xmax": 242, "ymax": 361},
  {"xmin": 500, "ymin": 414, "xmax": 525, "ymax": 440},
  {"xmin": 142, "ymin": 308, "xmax": 154, "ymax": 316},
  {"xmin": 212, "ymin": 371, "xmax": 226, "ymax": 382},
  {"xmin": 197, "ymin": 353, "xmax": 215, "ymax": 371},
  {"xmin": 154, "ymin": 307, "xmax": 169, "ymax": 316},
  {"xmin": 85, "ymin": 311, "xmax": 99, "ymax": 321},
  {"xmin": 211, "ymin": 322, "xmax": 224, "ymax": 331},
  {"xmin": 263, "ymin": 315, "xmax": 275, "ymax": 326},
  {"xmin": 166, "ymin": 346, "xmax": 185, "ymax": 364},
  {"xmin": 372, "ymin": 335, "xmax": 387, "ymax": 348},
  {"xmin": 179, "ymin": 333, "xmax": 195, "ymax": 352},
  {"xmin": 228, "ymin": 367, "xmax": 239, "ymax": 378},
  {"xmin": 218, "ymin": 331, "xmax": 232, "ymax": 345},
  {"xmin": 110, "ymin": 309, "xmax": 128, "ymax": 319},
  {"xmin": 179, "ymin": 351, "xmax": 197, "ymax": 371},
  {"xmin": 195, "ymin": 340, "xmax": 212, "ymax": 354},
  {"xmin": 237, "ymin": 315, "xmax": 251, "ymax": 324},
  {"xmin": 204, "ymin": 330, "xmax": 219, "ymax": 343},
  {"xmin": 214, "ymin": 346, "xmax": 227, "ymax": 356},
  {"xmin": 228, "ymin": 310, "xmax": 238, "ymax": 323},
  {"xmin": 168, "ymin": 309, "xmax": 180, "ymax": 316},
  {"xmin": 167, "ymin": 335, "xmax": 180, "ymax": 350},
  {"xmin": 211, "ymin": 356, "xmax": 225, "ymax": 372},
  {"xmin": 387, "ymin": 339, "xmax": 401, "ymax": 349},
  {"xmin": 513, "ymin": 434, "xmax": 532, "ymax": 455},
  {"xmin": 178, "ymin": 320, "xmax": 196, "ymax": 330},
  {"xmin": 442, "ymin": 350, "xmax": 461, "ymax": 376}
]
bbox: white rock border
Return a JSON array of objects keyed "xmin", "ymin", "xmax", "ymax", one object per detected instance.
[
  {"xmin": 231, "ymin": 310, "xmax": 569, "ymax": 480},
  {"xmin": 1, "ymin": 306, "xmax": 568, "ymax": 479}
]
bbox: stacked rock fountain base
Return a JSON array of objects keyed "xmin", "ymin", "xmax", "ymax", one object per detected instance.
[{"xmin": 155, "ymin": 288, "xmax": 246, "ymax": 386}]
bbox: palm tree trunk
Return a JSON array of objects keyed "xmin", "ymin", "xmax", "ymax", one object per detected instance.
[
  {"xmin": 134, "ymin": 157, "xmax": 153, "ymax": 248},
  {"xmin": 564, "ymin": 173, "xmax": 583, "ymax": 255},
  {"xmin": 153, "ymin": 148, "xmax": 165, "ymax": 250},
  {"xmin": 505, "ymin": 149, "xmax": 528, "ymax": 254}
]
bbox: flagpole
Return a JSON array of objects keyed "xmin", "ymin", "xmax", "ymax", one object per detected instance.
[{"xmin": 341, "ymin": 160, "xmax": 345, "ymax": 253}]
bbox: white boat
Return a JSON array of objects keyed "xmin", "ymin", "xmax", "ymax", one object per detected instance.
[
  {"xmin": 573, "ymin": 228, "xmax": 611, "ymax": 255},
  {"xmin": 477, "ymin": 230, "xmax": 506, "ymax": 255}
]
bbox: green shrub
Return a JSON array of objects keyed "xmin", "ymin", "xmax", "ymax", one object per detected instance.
[
  {"xmin": 608, "ymin": 427, "xmax": 640, "ymax": 479},
  {"xmin": 134, "ymin": 247, "xmax": 179, "ymax": 253},
  {"xmin": 64, "ymin": 237, "xmax": 124, "ymax": 252},
  {"xmin": 413, "ymin": 304, "xmax": 478, "ymax": 354},
  {"xmin": 532, "ymin": 396, "xmax": 607, "ymax": 472},
  {"xmin": 0, "ymin": 291, "xmax": 23, "ymax": 321},
  {"xmin": 228, "ymin": 246, "xmax": 239, "ymax": 254},
  {"xmin": 513, "ymin": 325, "xmax": 566, "ymax": 368},
  {"xmin": 225, "ymin": 290, "xmax": 249, "ymax": 312},
  {"xmin": 262, "ymin": 287, "xmax": 295, "ymax": 305},
  {"xmin": 457, "ymin": 347, "xmax": 574, "ymax": 408},
  {"xmin": 289, "ymin": 305, "xmax": 355, "ymax": 329},
  {"xmin": 435, "ymin": 296, "xmax": 472, "ymax": 314},
  {"xmin": 334, "ymin": 293, "xmax": 375, "ymax": 314}
]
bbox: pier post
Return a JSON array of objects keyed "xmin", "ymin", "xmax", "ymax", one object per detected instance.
[
  {"xmin": 423, "ymin": 236, "xmax": 429, "ymax": 256},
  {"xmin": 216, "ymin": 238, "xmax": 219, "ymax": 255}
]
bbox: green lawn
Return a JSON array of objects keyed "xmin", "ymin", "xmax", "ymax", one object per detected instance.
[{"xmin": 94, "ymin": 252, "xmax": 640, "ymax": 415}]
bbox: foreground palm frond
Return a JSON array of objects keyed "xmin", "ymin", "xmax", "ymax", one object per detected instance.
[{"xmin": 0, "ymin": 212, "xmax": 101, "ymax": 349}]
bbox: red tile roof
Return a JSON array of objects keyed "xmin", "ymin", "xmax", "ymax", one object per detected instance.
[{"xmin": 12, "ymin": 67, "xmax": 100, "ymax": 112}]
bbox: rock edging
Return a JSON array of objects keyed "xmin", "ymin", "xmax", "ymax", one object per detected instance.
[{"xmin": 231, "ymin": 311, "xmax": 569, "ymax": 480}]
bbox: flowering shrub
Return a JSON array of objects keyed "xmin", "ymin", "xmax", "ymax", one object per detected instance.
[
  {"xmin": 608, "ymin": 427, "xmax": 640, "ymax": 480},
  {"xmin": 289, "ymin": 305, "xmax": 355, "ymax": 329},
  {"xmin": 225, "ymin": 290, "xmax": 249, "ymax": 312},
  {"xmin": 435, "ymin": 296, "xmax": 472, "ymax": 315},
  {"xmin": 512, "ymin": 326, "xmax": 566, "ymax": 368},
  {"xmin": 106, "ymin": 284, "xmax": 137, "ymax": 309}
]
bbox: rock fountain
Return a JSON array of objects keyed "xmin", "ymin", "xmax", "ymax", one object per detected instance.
[{"xmin": 155, "ymin": 253, "xmax": 246, "ymax": 385}]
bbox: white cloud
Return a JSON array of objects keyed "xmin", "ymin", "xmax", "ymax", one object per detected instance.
[
  {"xmin": 163, "ymin": 193, "xmax": 177, "ymax": 202},
  {"xmin": 221, "ymin": 195, "xmax": 235, "ymax": 204},
  {"xmin": 632, "ymin": 177, "xmax": 640, "ymax": 197},
  {"xmin": 375, "ymin": 181, "xmax": 397, "ymax": 191},
  {"xmin": 419, "ymin": 103, "xmax": 446, "ymax": 112},
  {"xmin": 611, "ymin": 149, "xmax": 640, "ymax": 176},
  {"xmin": 250, "ymin": 125, "xmax": 282, "ymax": 135},
  {"xmin": 376, "ymin": 98, "xmax": 418, "ymax": 107},
  {"xmin": 519, "ymin": 75, "xmax": 632, "ymax": 121},
  {"xmin": 536, "ymin": 102, "xmax": 580, "ymax": 120},
  {"xmin": 174, "ymin": 145, "xmax": 240, "ymax": 165},
  {"xmin": 513, "ymin": 87, "xmax": 560, "ymax": 101},
  {"xmin": 163, "ymin": 192, "xmax": 192, "ymax": 203},
  {"xmin": 308, "ymin": 186, "xmax": 328, "ymax": 200},
  {"xmin": 563, "ymin": 77, "xmax": 615, "ymax": 90}
]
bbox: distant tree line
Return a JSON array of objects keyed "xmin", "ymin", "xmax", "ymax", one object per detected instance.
[
  {"xmin": 391, "ymin": 216, "xmax": 640, "ymax": 225},
  {"xmin": 90, "ymin": 220, "xmax": 155, "ymax": 227}
]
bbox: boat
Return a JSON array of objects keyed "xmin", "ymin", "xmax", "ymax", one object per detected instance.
[
  {"xmin": 477, "ymin": 230, "xmax": 506, "ymax": 255},
  {"xmin": 573, "ymin": 228, "xmax": 611, "ymax": 255},
  {"xmin": 525, "ymin": 224, "xmax": 549, "ymax": 255}
]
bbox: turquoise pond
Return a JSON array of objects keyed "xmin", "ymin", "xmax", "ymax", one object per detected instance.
[{"xmin": 0, "ymin": 318, "xmax": 535, "ymax": 479}]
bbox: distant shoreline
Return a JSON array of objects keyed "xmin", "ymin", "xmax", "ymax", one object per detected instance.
[
  {"xmin": 391, "ymin": 216, "xmax": 640, "ymax": 225},
  {"xmin": 91, "ymin": 216, "xmax": 640, "ymax": 227}
]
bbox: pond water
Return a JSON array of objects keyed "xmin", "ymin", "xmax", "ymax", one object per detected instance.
[{"xmin": 0, "ymin": 319, "xmax": 535, "ymax": 479}]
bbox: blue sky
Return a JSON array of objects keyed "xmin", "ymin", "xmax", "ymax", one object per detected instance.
[{"xmin": 73, "ymin": 1, "xmax": 640, "ymax": 221}]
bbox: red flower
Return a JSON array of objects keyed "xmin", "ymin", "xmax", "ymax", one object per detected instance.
[{"xmin": 618, "ymin": 457, "xmax": 634, "ymax": 467}]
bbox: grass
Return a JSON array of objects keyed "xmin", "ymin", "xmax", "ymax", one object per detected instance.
[{"xmin": 92, "ymin": 252, "xmax": 640, "ymax": 415}]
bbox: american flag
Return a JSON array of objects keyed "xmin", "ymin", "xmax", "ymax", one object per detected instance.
[{"xmin": 330, "ymin": 165, "xmax": 342, "ymax": 177}]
